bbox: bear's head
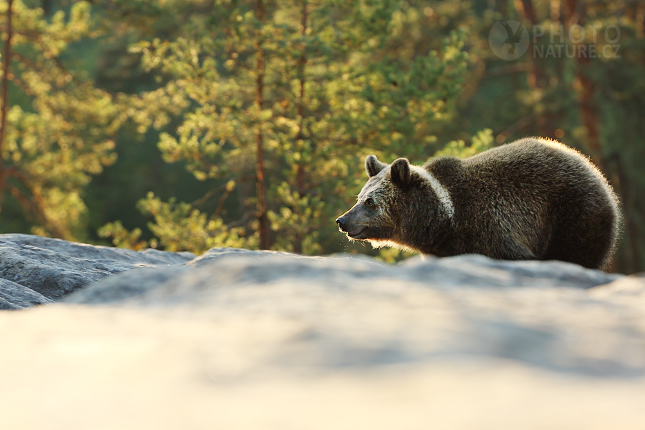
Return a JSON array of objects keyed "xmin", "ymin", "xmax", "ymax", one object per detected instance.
[{"xmin": 336, "ymin": 154, "xmax": 452, "ymax": 252}]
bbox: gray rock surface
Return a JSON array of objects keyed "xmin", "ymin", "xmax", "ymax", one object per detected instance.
[
  {"xmin": 1, "ymin": 234, "xmax": 645, "ymax": 429},
  {"xmin": 65, "ymin": 253, "xmax": 621, "ymax": 306},
  {"xmin": 0, "ymin": 234, "xmax": 194, "ymax": 302},
  {"xmin": 61, "ymin": 253, "xmax": 643, "ymax": 378},
  {"xmin": 0, "ymin": 278, "xmax": 52, "ymax": 310}
]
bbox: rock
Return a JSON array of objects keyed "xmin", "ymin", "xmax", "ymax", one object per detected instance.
[
  {"xmin": 59, "ymin": 253, "xmax": 643, "ymax": 377},
  {"xmin": 65, "ymin": 253, "xmax": 620, "ymax": 306},
  {"xmin": 2, "ymin": 234, "xmax": 645, "ymax": 429},
  {"xmin": 187, "ymin": 246, "xmax": 297, "ymax": 267},
  {"xmin": 0, "ymin": 234, "xmax": 620, "ymax": 306},
  {"xmin": 0, "ymin": 279, "xmax": 52, "ymax": 310},
  {"xmin": 0, "ymin": 233, "xmax": 195, "ymax": 264},
  {"xmin": 63, "ymin": 266, "xmax": 190, "ymax": 304},
  {"xmin": 0, "ymin": 234, "xmax": 194, "ymax": 300}
]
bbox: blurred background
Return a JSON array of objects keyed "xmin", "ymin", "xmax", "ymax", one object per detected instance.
[{"xmin": 0, "ymin": 0, "xmax": 642, "ymax": 273}]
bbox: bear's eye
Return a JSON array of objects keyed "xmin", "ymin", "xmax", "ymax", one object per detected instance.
[{"xmin": 364, "ymin": 197, "xmax": 375, "ymax": 207}]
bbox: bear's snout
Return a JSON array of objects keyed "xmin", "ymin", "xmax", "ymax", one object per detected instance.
[
  {"xmin": 336, "ymin": 215, "xmax": 348, "ymax": 232},
  {"xmin": 336, "ymin": 207, "xmax": 370, "ymax": 239}
]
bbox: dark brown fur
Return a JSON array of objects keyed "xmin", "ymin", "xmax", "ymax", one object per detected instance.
[{"xmin": 336, "ymin": 138, "xmax": 621, "ymax": 270}]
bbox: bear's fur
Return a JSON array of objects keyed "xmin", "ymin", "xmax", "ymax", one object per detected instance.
[{"xmin": 336, "ymin": 138, "xmax": 621, "ymax": 270}]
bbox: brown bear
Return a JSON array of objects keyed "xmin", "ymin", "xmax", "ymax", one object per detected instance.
[{"xmin": 336, "ymin": 137, "xmax": 621, "ymax": 270}]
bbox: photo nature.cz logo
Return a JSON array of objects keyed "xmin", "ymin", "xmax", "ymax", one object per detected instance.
[
  {"xmin": 489, "ymin": 20, "xmax": 530, "ymax": 61},
  {"xmin": 489, "ymin": 20, "xmax": 621, "ymax": 61}
]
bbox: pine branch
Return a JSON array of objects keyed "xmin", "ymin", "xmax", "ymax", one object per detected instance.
[{"xmin": 5, "ymin": 166, "xmax": 68, "ymax": 238}]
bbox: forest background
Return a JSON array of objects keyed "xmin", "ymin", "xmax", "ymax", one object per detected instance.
[{"xmin": 0, "ymin": 0, "xmax": 643, "ymax": 274}]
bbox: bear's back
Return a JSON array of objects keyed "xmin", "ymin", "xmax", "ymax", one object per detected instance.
[
  {"xmin": 428, "ymin": 138, "xmax": 621, "ymax": 268},
  {"xmin": 460, "ymin": 138, "xmax": 613, "ymax": 208}
]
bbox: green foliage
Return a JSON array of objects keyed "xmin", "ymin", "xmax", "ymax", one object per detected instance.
[
  {"xmin": 3, "ymin": 0, "xmax": 643, "ymax": 273},
  {"xmin": 434, "ymin": 129, "xmax": 495, "ymax": 158},
  {"xmin": 100, "ymin": 191, "xmax": 253, "ymax": 254},
  {"xmin": 0, "ymin": 0, "xmax": 122, "ymax": 239},
  {"xmin": 103, "ymin": 0, "xmax": 471, "ymax": 255},
  {"xmin": 98, "ymin": 220, "xmax": 149, "ymax": 250},
  {"xmin": 137, "ymin": 192, "xmax": 253, "ymax": 253}
]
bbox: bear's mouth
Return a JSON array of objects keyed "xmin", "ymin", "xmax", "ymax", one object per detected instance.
[{"xmin": 347, "ymin": 227, "xmax": 367, "ymax": 239}]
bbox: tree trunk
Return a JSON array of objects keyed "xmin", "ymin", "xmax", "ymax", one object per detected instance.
[
  {"xmin": 0, "ymin": 0, "xmax": 14, "ymax": 209},
  {"xmin": 564, "ymin": 0, "xmax": 603, "ymax": 166},
  {"xmin": 497, "ymin": 0, "xmax": 508, "ymax": 18},
  {"xmin": 514, "ymin": 0, "xmax": 552, "ymax": 136},
  {"xmin": 514, "ymin": 0, "xmax": 538, "ymax": 23},
  {"xmin": 255, "ymin": 0, "xmax": 271, "ymax": 250},
  {"xmin": 550, "ymin": 0, "xmax": 561, "ymax": 21},
  {"xmin": 514, "ymin": 0, "xmax": 547, "ymax": 87},
  {"xmin": 293, "ymin": 0, "xmax": 308, "ymax": 255}
]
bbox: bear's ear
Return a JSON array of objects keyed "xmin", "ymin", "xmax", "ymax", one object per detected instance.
[
  {"xmin": 365, "ymin": 155, "xmax": 386, "ymax": 178},
  {"xmin": 390, "ymin": 158, "xmax": 411, "ymax": 188}
]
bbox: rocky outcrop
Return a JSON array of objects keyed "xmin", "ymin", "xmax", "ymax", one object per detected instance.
[
  {"xmin": 66, "ymin": 252, "xmax": 622, "ymax": 305},
  {"xmin": 59, "ymin": 252, "xmax": 642, "ymax": 377},
  {"xmin": 1, "ymin": 233, "xmax": 620, "ymax": 308},
  {"xmin": 0, "ymin": 278, "xmax": 52, "ymax": 310},
  {"xmin": 1, "ymin": 234, "xmax": 644, "ymax": 429},
  {"xmin": 0, "ymin": 234, "xmax": 194, "ymax": 303}
]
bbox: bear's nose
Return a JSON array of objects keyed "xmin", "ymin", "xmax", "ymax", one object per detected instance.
[{"xmin": 336, "ymin": 216, "xmax": 347, "ymax": 231}]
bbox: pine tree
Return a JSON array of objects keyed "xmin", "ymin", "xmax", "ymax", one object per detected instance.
[
  {"xmin": 0, "ymin": 0, "xmax": 123, "ymax": 239},
  {"xmin": 100, "ymin": 0, "xmax": 472, "ymax": 255}
]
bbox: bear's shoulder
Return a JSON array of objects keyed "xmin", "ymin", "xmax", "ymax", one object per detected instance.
[{"xmin": 423, "ymin": 155, "xmax": 464, "ymax": 185}]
